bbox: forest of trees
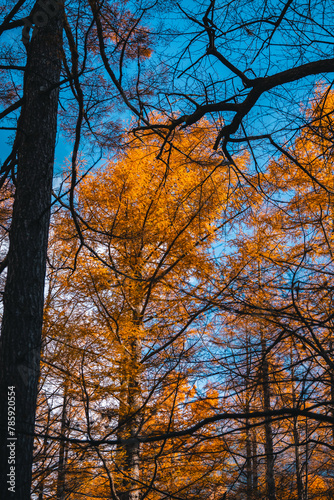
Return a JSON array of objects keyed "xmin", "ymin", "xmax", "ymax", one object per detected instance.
[{"xmin": 0, "ymin": 1, "xmax": 334, "ymax": 499}]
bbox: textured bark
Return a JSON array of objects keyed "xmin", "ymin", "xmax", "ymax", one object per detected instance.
[{"xmin": 0, "ymin": 3, "xmax": 63, "ymax": 498}]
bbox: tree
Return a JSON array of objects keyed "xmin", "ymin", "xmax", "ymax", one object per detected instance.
[
  {"xmin": 0, "ymin": 3, "xmax": 64, "ymax": 497},
  {"xmin": 33, "ymin": 123, "xmax": 246, "ymax": 499},
  {"xmin": 32, "ymin": 88, "xmax": 334, "ymax": 498},
  {"xmin": 0, "ymin": 1, "xmax": 154, "ymax": 497},
  {"xmin": 209, "ymin": 87, "xmax": 334, "ymax": 498},
  {"xmin": 133, "ymin": 1, "xmax": 334, "ymax": 180}
]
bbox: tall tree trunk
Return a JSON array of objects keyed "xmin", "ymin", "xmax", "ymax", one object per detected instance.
[
  {"xmin": 304, "ymin": 401, "xmax": 309, "ymax": 500},
  {"xmin": 117, "ymin": 327, "xmax": 142, "ymax": 500},
  {"xmin": 56, "ymin": 382, "xmax": 69, "ymax": 500},
  {"xmin": 330, "ymin": 341, "xmax": 334, "ymax": 444},
  {"xmin": 291, "ymin": 349, "xmax": 304, "ymax": 500},
  {"xmin": 0, "ymin": 3, "xmax": 63, "ymax": 498},
  {"xmin": 245, "ymin": 419, "xmax": 252, "ymax": 500},
  {"xmin": 292, "ymin": 416, "xmax": 303, "ymax": 500},
  {"xmin": 123, "ymin": 341, "xmax": 141, "ymax": 500},
  {"xmin": 251, "ymin": 428, "xmax": 258, "ymax": 498},
  {"xmin": 245, "ymin": 337, "xmax": 252, "ymax": 500},
  {"xmin": 261, "ymin": 334, "xmax": 276, "ymax": 500}
]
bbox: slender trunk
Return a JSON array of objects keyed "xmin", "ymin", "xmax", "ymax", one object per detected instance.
[
  {"xmin": 124, "ymin": 340, "xmax": 141, "ymax": 500},
  {"xmin": 304, "ymin": 403, "xmax": 308, "ymax": 500},
  {"xmin": 261, "ymin": 334, "xmax": 276, "ymax": 500},
  {"xmin": 292, "ymin": 416, "xmax": 303, "ymax": 500},
  {"xmin": 0, "ymin": 3, "xmax": 63, "ymax": 498},
  {"xmin": 56, "ymin": 383, "xmax": 69, "ymax": 500},
  {"xmin": 245, "ymin": 339, "xmax": 252, "ymax": 500},
  {"xmin": 330, "ymin": 341, "xmax": 334, "ymax": 444},
  {"xmin": 331, "ymin": 372, "xmax": 334, "ymax": 443},
  {"xmin": 251, "ymin": 428, "xmax": 258, "ymax": 498},
  {"xmin": 245, "ymin": 420, "xmax": 252, "ymax": 500},
  {"xmin": 117, "ymin": 326, "xmax": 142, "ymax": 500},
  {"xmin": 291, "ymin": 353, "xmax": 303, "ymax": 500}
]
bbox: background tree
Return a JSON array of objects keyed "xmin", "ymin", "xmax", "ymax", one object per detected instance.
[{"xmin": 32, "ymin": 124, "xmax": 246, "ymax": 499}]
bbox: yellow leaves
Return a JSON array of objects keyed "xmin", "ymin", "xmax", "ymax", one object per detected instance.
[
  {"xmin": 46, "ymin": 120, "xmax": 253, "ymax": 499},
  {"xmin": 37, "ymin": 83, "xmax": 334, "ymax": 500},
  {"xmin": 190, "ymin": 388, "xmax": 219, "ymax": 418},
  {"xmin": 307, "ymin": 475, "xmax": 333, "ymax": 499},
  {"xmin": 79, "ymin": 123, "xmax": 242, "ymax": 256},
  {"xmin": 268, "ymin": 89, "xmax": 334, "ymax": 199}
]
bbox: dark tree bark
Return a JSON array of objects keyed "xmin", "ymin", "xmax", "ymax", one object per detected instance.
[{"xmin": 0, "ymin": 2, "xmax": 63, "ymax": 498}]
